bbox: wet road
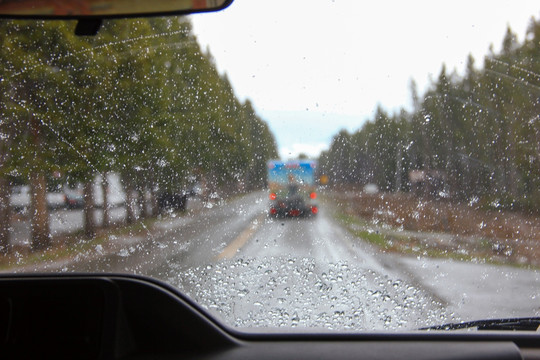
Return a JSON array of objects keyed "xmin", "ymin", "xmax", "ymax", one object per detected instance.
[{"xmin": 50, "ymin": 191, "xmax": 540, "ymax": 330}]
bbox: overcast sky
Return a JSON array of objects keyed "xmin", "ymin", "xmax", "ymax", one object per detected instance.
[{"xmin": 190, "ymin": 0, "xmax": 540, "ymax": 159}]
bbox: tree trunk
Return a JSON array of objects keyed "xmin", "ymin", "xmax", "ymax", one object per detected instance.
[
  {"xmin": 395, "ymin": 146, "xmax": 402, "ymax": 192},
  {"xmin": 0, "ymin": 176, "xmax": 10, "ymax": 253},
  {"xmin": 145, "ymin": 187, "xmax": 153, "ymax": 218},
  {"xmin": 0, "ymin": 125, "xmax": 11, "ymax": 252},
  {"xmin": 149, "ymin": 185, "xmax": 159, "ymax": 217},
  {"xmin": 124, "ymin": 176, "xmax": 136, "ymax": 224},
  {"xmin": 83, "ymin": 180, "xmax": 96, "ymax": 238},
  {"xmin": 30, "ymin": 171, "xmax": 50, "ymax": 250},
  {"xmin": 101, "ymin": 173, "xmax": 110, "ymax": 228},
  {"xmin": 138, "ymin": 188, "xmax": 147, "ymax": 219},
  {"xmin": 146, "ymin": 172, "xmax": 159, "ymax": 217},
  {"xmin": 29, "ymin": 115, "xmax": 50, "ymax": 251}
]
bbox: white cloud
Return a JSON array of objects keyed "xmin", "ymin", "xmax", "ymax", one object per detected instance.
[
  {"xmin": 191, "ymin": 0, "xmax": 540, "ymax": 158},
  {"xmin": 279, "ymin": 143, "xmax": 329, "ymax": 161}
]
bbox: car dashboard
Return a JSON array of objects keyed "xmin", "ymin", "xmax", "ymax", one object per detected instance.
[{"xmin": 1, "ymin": 274, "xmax": 539, "ymax": 360}]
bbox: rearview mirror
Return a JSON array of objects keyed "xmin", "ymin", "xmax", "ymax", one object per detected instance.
[{"xmin": 0, "ymin": 0, "xmax": 233, "ymax": 18}]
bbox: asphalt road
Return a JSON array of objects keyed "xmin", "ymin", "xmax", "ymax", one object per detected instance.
[{"xmin": 23, "ymin": 191, "xmax": 540, "ymax": 331}]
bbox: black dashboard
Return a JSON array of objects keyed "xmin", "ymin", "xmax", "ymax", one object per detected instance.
[{"xmin": 1, "ymin": 275, "xmax": 539, "ymax": 359}]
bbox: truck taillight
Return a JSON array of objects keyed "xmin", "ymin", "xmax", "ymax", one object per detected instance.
[
  {"xmin": 310, "ymin": 192, "xmax": 317, "ymax": 199},
  {"xmin": 269, "ymin": 193, "xmax": 276, "ymax": 200},
  {"xmin": 311, "ymin": 206, "xmax": 318, "ymax": 214}
]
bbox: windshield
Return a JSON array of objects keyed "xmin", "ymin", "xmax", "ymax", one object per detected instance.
[{"xmin": 1, "ymin": 0, "xmax": 540, "ymax": 332}]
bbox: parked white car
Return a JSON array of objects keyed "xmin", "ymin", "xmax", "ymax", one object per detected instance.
[
  {"xmin": 9, "ymin": 185, "xmax": 30, "ymax": 212},
  {"xmin": 10, "ymin": 185, "xmax": 66, "ymax": 212},
  {"xmin": 64, "ymin": 173, "xmax": 126, "ymax": 209}
]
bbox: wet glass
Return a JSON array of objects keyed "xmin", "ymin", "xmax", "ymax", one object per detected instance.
[{"xmin": 1, "ymin": 0, "xmax": 539, "ymax": 331}]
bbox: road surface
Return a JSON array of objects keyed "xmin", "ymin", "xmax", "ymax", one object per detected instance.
[{"xmin": 14, "ymin": 191, "xmax": 540, "ymax": 331}]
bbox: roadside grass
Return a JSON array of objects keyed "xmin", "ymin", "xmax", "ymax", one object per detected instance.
[
  {"xmin": 334, "ymin": 212, "xmax": 391, "ymax": 250},
  {"xmin": 325, "ymin": 187, "xmax": 540, "ymax": 268},
  {"xmin": 0, "ymin": 217, "xmax": 158, "ymax": 271},
  {"xmin": 325, "ymin": 194, "xmax": 536, "ymax": 269},
  {"xmin": 0, "ymin": 191, "xmax": 245, "ymax": 271}
]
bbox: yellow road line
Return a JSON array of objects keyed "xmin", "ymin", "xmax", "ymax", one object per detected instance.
[{"xmin": 216, "ymin": 214, "xmax": 264, "ymax": 260}]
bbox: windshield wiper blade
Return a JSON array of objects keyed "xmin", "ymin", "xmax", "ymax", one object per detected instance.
[{"xmin": 420, "ymin": 317, "xmax": 540, "ymax": 331}]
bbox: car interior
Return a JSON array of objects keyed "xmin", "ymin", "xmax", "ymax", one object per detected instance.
[
  {"xmin": 1, "ymin": 0, "xmax": 539, "ymax": 359},
  {"xmin": 2, "ymin": 274, "xmax": 540, "ymax": 359}
]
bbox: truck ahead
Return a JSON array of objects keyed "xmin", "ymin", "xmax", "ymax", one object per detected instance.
[{"xmin": 267, "ymin": 160, "xmax": 318, "ymax": 217}]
